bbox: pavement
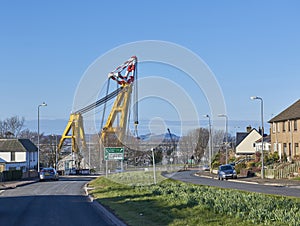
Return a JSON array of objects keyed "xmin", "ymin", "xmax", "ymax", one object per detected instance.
[
  {"xmin": 0, "ymin": 178, "xmax": 39, "ymax": 190},
  {"xmin": 196, "ymin": 171, "xmax": 300, "ymax": 188}
]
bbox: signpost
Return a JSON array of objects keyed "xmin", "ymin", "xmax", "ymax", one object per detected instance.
[{"xmin": 104, "ymin": 147, "xmax": 124, "ymax": 160}]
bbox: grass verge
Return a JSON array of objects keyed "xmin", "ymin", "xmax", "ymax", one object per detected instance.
[{"xmin": 88, "ymin": 172, "xmax": 300, "ymax": 226}]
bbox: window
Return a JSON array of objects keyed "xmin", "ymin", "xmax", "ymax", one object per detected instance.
[
  {"xmin": 288, "ymin": 121, "xmax": 291, "ymax": 132},
  {"xmin": 282, "ymin": 122, "xmax": 286, "ymax": 132},
  {"xmin": 283, "ymin": 143, "xmax": 287, "ymax": 154},
  {"xmin": 278, "ymin": 143, "xmax": 282, "ymax": 152},
  {"xmin": 277, "ymin": 122, "xmax": 280, "ymax": 132},
  {"xmin": 295, "ymin": 143, "xmax": 299, "ymax": 156},
  {"xmin": 273, "ymin": 143, "xmax": 277, "ymax": 152},
  {"xmin": 272, "ymin": 123, "xmax": 276, "ymax": 133},
  {"xmin": 294, "ymin": 120, "xmax": 298, "ymax": 131},
  {"xmin": 11, "ymin": 152, "xmax": 15, "ymax": 161}
]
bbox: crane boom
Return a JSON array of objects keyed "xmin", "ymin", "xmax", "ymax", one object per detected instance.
[
  {"xmin": 57, "ymin": 56, "xmax": 138, "ymax": 171},
  {"xmin": 101, "ymin": 56, "xmax": 138, "ymax": 147},
  {"xmin": 167, "ymin": 128, "xmax": 176, "ymax": 153}
]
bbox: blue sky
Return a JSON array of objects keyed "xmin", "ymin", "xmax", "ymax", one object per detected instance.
[{"xmin": 0, "ymin": 1, "xmax": 299, "ymax": 135}]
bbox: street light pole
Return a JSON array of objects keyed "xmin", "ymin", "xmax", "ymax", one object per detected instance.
[
  {"xmin": 88, "ymin": 132, "xmax": 91, "ymax": 169},
  {"xmin": 151, "ymin": 148, "xmax": 157, "ymax": 184},
  {"xmin": 204, "ymin": 115, "xmax": 212, "ymax": 170},
  {"xmin": 250, "ymin": 96, "xmax": 264, "ymax": 179},
  {"xmin": 37, "ymin": 102, "xmax": 47, "ymax": 172},
  {"xmin": 52, "ymin": 134, "xmax": 58, "ymax": 170},
  {"xmin": 218, "ymin": 114, "xmax": 228, "ymax": 164}
]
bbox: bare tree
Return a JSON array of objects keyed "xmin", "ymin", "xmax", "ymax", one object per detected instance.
[
  {"xmin": 178, "ymin": 128, "xmax": 209, "ymax": 163},
  {"xmin": 194, "ymin": 128, "xmax": 209, "ymax": 161},
  {"xmin": 213, "ymin": 129, "xmax": 225, "ymax": 154},
  {"xmin": 19, "ymin": 129, "xmax": 38, "ymax": 139},
  {"xmin": 178, "ymin": 135, "xmax": 191, "ymax": 164},
  {"xmin": 0, "ymin": 116, "xmax": 25, "ymax": 138}
]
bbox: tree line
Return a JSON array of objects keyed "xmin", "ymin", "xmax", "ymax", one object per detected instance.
[{"xmin": 0, "ymin": 115, "xmax": 236, "ymax": 169}]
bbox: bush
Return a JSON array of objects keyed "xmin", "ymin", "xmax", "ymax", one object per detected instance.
[
  {"xmin": 2, "ymin": 170, "xmax": 23, "ymax": 181},
  {"xmin": 246, "ymin": 161, "xmax": 256, "ymax": 168},
  {"xmin": 211, "ymin": 161, "xmax": 220, "ymax": 170},
  {"xmin": 235, "ymin": 163, "xmax": 246, "ymax": 174}
]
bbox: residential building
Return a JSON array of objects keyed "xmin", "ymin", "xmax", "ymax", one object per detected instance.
[
  {"xmin": 236, "ymin": 126, "xmax": 262, "ymax": 155},
  {"xmin": 0, "ymin": 139, "xmax": 38, "ymax": 172},
  {"xmin": 254, "ymin": 135, "xmax": 271, "ymax": 152},
  {"xmin": 269, "ymin": 99, "xmax": 300, "ymax": 162}
]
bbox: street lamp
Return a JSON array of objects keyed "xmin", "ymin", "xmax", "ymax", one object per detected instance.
[
  {"xmin": 250, "ymin": 96, "xmax": 264, "ymax": 179},
  {"xmin": 218, "ymin": 114, "xmax": 228, "ymax": 164},
  {"xmin": 151, "ymin": 148, "xmax": 157, "ymax": 184},
  {"xmin": 52, "ymin": 134, "xmax": 58, "ymax": 170},
  {"xmin": 203, "ymin": 115, "xmax": 212, "ymax": 170},
  {"xmin": 37, "ymin": 102, "xmax": 47, "ymax": 172}
]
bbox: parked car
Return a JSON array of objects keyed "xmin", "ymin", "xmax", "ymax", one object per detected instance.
[
  {"xmin": 115, "ymin": 167, "xmax": 124, "ymax": 173},
  {"xmin": 39, "ymin": 167, "xmax": 59, "ymax": 181},
  {"xmin": 218, "ymin": 164, "xmax": 237, "ymax": 180},
  {"xmin": 200, "ymin": 164, "xmax": 210, "ymax": 171}
]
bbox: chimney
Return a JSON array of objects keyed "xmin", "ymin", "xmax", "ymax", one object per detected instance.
[
  {"xmin": 258, "ymin": 126, "xmax": 262, "ymax": 135},
  {"xmin": 246, "ymin": 125, "xmax": 252, "ymax": 133}
]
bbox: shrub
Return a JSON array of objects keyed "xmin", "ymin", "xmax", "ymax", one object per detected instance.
[
  {"xmin": 2, "ymin": 170, "xmax": 22, "ymax": 181},
  {"xmin": 235, "ymin": 162, "xmax": 246, "ymax": 174}
]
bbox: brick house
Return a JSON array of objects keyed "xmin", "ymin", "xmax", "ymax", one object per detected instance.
[{"xmin": 268, "ymin": 99, "xmax": 300, "ymax": 162}]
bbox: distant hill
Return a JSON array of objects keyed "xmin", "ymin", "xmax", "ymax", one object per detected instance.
[
  {"xmin": 139, "ymin": 132, "xmax": 180, "ymax": 141},
  {"xmin": 23, "ymin": 119, "xmax": 269, "ymax": 137}
]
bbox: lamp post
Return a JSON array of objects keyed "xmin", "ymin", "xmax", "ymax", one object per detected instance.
[
  {"xmin": 52, "ymin": 134, "xmax": 58, "ymax": 170},
  {"xmin": 151, "ymin": 148, "xmax": 157, "ymax": 184},
  {"xmin": 204, "ymin": 115, "xmax": 212, "ymax": 170},
  {"xmin": 218, "ymin": 114, "xmax": 228, "ymax": 164},
  {"xmin": 88, "ymin": 129, "xmax": 92, "ymax": 169},
  {"xmin": 250, "ymin": 96, "xmax": 264, "ymax": 179},
  {"xmin": 37, "ymin": 102, "xmax": 47, "ymax": 172}
]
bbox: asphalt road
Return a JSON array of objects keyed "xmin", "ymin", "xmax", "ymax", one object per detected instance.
[
  {"xmin": 0, "ymin": 176, "xmax": 115, "ymax": 226},
  {"xmin": 168, "ymin": 170, "xmax": 300, "ymax": 198}
]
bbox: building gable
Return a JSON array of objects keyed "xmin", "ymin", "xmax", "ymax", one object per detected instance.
[
  {"xmin": 236, "ymin": 129, "xmax": 262, "ymax": 155},
  {"xmin": 269, "ymin": 99, "xmax": 300, "ymax": 122},
  {"xmin": 236, "ymin": 132, "xmax": 249, "ymax": 147}
]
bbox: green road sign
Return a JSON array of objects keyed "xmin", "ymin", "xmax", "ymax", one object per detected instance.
[{"xmin": 105, "ymin": 147, "xmax": 124, "ymax": 160}]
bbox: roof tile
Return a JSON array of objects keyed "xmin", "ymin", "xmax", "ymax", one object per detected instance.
[{"xmin": 268, "ymin": 99, "xmax": 300, "ymax": 122}]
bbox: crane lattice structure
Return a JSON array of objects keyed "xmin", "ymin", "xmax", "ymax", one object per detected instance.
[{"xmin": 57, "ymin": 56, "xmax": 138, "ymax": 166}]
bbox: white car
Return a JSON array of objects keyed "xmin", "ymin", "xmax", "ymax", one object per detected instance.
[{"xmin": 39, "ymin": 167, "xmax": 59, "ymax": 181}]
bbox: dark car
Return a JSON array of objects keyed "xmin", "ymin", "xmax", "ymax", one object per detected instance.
[
  {"xmin": 39, "ymin": 167, "xmax": 59, "ymax": 181},
  {"xmin": 218, "ymin": 164, "xmax": 237, "ymax": 180}
]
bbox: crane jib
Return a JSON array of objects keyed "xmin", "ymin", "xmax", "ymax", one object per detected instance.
[{"xmin": 75, "ymin": 87, "xmax": 124, "ymax": 115}]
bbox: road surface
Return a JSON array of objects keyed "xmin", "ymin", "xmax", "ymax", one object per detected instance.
[
  {"xmin": 0, "ymin": 176, "xmax": 116, "ymax": 226},
  {"xmin": 168, "ymin": 170, "xmax": 300, "ymax": 198}
]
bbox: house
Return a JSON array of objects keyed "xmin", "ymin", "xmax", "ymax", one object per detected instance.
[
  {"xmin": 268, "ymin": 99, "xmax": 300, "ymax": 162},
  {"xmin": 0, "ymin": 139, "xmax": 38, "ymax": 172},
  {"xmin": 236, "ymin": 126, "xmax": 262, "ymax": 155},
  {"xmin": 254, "ymin": 135, "xmax": 271, "ymax": 152}
]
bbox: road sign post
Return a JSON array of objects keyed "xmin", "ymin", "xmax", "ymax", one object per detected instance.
[{"xmin": 104, "ymin": 147, "xmax": 124, "ymax": 161}]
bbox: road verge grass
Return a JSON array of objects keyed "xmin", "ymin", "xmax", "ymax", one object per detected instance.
[{"xmin": 88, "ymin": 172, "xmax": 300, "ymax": 226}]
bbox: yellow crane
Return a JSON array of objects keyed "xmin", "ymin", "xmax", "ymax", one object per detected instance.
[
  {"xmin": 57, "ymin": 56, "xmax": 138, "ymax": 169},
  {"xmin": 101, "ymin": 56, "xmax": 138, "ymax": 147}
]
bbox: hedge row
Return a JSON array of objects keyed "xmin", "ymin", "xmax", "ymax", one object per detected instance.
[{"xmin": 0, "ymin": 170, "xmax": 23, "ymax": 181}]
